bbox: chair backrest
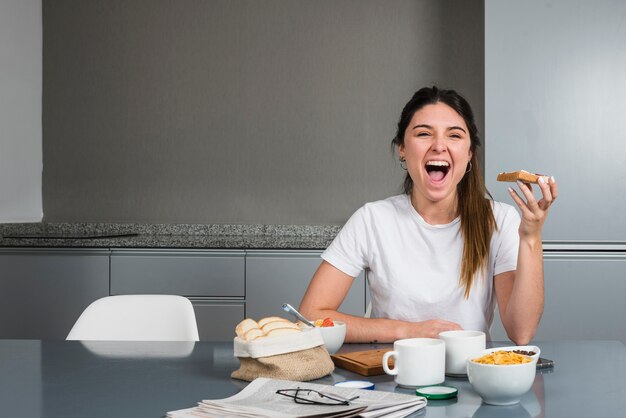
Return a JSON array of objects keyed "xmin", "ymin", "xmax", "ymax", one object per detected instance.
[
  {"xmin": 365, "ymin": 301, "xmax": 372, "ymax": 318},
  {"xmin": 67, "ymin": 295, "xmax": 200, "ymax": 341}
]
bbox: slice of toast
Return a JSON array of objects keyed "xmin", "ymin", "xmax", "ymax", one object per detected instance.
[{"xmin": 497, "ymin": 170, "xmax": 540, "ymax": 184}]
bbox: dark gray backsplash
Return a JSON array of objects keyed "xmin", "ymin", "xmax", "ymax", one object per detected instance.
[{"xmin": 42, "ymin": 0, "xmax": 484, "ymax": 224}]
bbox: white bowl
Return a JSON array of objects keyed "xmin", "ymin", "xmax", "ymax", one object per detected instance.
[
  {"xmin": 467, "ymin": 348, "xmax": 537, "ymax": 405},
  {"xmin": 317, "ymin": 321, "xmax": 346, "ymax": 354}
]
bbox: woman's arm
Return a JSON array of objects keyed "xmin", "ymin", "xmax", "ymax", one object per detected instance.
[
  {"xmin": 299, "ymin": 260, "xmax": 461, "ymax": 343},
  {"xmin": 495, "ymin": 176, "xmax": 558, "ymax": 345}
]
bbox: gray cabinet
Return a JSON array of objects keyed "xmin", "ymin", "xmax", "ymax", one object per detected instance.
[
  {"xmin": 110, "ymin": 249, "xmax": 245, "ymax": 296},
  {"xmin": 110, "ymin": 249, "xmax": 246, "ymax": 341},
  {"xmin": 0, "ymin": 248, "xmax": 110, "ymax": 340},
  {"xmin": 0, "ymin": 247, "xmax": 368, "ymax": 342},
  {"xmin": 490, "ymin": 252, "xmax": 626, "ymax": 343},
  {"xmin": 245, "ymin": 250, "xmax": 367, "ymax": 320},
  {"xmin": 191, "ymin": 300, "xmax": 245, "ymax": 341}
]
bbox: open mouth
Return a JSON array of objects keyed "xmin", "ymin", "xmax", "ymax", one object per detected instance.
[{"xmin": 425, "ymin": 161, "xmax": 450, "ymax": 182}]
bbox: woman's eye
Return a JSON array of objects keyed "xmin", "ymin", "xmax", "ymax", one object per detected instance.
[{"xmin": 416, "ymin": 132, "xmax": 430, "ymax": 137}]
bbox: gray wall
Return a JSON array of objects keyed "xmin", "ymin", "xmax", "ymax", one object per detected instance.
[
  {"xmin": 42, "ymin": 0, "xmax": 484, "ymax": 224},
  {"xmin": 0, "ymin": 0, "xmax": 42, "ymax": 222}
]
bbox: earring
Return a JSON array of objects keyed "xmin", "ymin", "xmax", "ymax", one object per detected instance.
[
  {"xmin": 399, "ymin": 157, "xmax": 407, "ymax": 170},
  {"xmin": 465, "ymin": 161, "xmax": 472, "ymax": 174}
]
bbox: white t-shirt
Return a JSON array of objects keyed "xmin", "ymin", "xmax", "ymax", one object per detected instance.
[{"xmin": 322, "ymin": 194, "xmax": 520, "ymax": 336}]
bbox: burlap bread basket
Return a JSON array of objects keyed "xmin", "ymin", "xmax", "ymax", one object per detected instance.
[{"xmin": 231, "ymin": 327, "xmax": 334, "ymax": 382}]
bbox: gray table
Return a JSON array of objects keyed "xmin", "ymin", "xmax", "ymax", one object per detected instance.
[{"xmin": 0, "ymin": 339, "xmax": 624, "ymax": 418}]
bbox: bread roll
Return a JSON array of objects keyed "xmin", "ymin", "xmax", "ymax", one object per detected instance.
[
  {"xmin": 235, "ymin": 318, "xmax": 259, "ymax": 338},
  {"xmin": 258, "ymin": 316, "xmax": 289, "ymax": 328},
  {"xmin": 265, "ymin": 327, "xmax": 301, "ymax": 337},
  {"xmin": 261, "ymin": 320, "xmax": 299, "ymax": 333},
  {"xmin": 243, "ymin": 327, "xmax": 265, "ymax": 341},
  {"xmin": 235, "ymin": 316, "xmax": 302, "ymax": 340},
  {"xmin": 496, "ymin": 170, "xmax": 542, "ymax": 184}
]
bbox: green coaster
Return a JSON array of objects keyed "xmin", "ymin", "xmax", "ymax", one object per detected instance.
[{"xmin": 416, "ymin": 385, "xmax": 458, "ymax": 400}]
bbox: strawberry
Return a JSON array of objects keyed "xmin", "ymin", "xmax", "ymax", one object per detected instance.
[{"xmin": 321, "ymin": 318, "xmax": 334, "ymax": 327}]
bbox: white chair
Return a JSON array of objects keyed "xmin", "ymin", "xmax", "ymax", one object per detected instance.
[{"xmin": 67, "ymin": 295, "xmax": 200, "ymax": 341}]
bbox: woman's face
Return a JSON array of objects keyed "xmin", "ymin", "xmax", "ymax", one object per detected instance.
[{"xmin": 399, "ymin": 102, "xmax": 473, "ymax": 206}]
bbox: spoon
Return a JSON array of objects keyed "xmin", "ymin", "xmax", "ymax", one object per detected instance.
[{"xmin": 282, "ymin": 303, "xmax": 315, "ymax": 327}]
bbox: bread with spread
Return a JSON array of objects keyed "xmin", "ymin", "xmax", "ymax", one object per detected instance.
[
  {"xmin": 497, "ymin": 170, "xmax": 542, "ymax": 184},
  {"xmin": 235, "ymin": 317, "xmax": 302, "ymax": 341}
]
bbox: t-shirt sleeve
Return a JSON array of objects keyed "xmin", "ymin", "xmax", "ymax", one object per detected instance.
[
  {"xmin": 493, "ymin": 204, "xmax": 521, "ymax": 276},
  {"xmin": 321, "ymin": 206, "xmax": 369, "ymax": 278}
]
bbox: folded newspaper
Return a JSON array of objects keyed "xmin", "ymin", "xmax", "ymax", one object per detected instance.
[{"xmin": 167, "ymin": 377, "xmax": 427, "ymax": 418}]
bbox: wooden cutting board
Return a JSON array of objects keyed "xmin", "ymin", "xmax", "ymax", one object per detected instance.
[{"xmin": 331, "ymin": 348, "xmax": 393, "ymax": 376}]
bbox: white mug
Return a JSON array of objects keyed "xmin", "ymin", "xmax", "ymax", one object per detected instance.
[
  {"xmin": 382, "ymin": 338, "xmax": 445, "ymax": 387},
  {"xmin": 438, "ymin": 330, "xmax": 486, "ymax": 375}
]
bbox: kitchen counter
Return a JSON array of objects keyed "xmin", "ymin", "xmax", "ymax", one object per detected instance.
[
  {"xmin": 0, "ymin": 222, "xmax": 340, "ymax": 249},
  {"xmin": 0, "ymin": 223, "xmax": 367, "ymax": 342}
]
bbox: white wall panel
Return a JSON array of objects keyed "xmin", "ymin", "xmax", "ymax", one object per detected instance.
[
  {"xmin": 485, "ymin": 0, "xmax": 626, "ymax": 240},
  {"xmin": 0, "ymin": 0, "xmax": 42, "ymax": 222}
]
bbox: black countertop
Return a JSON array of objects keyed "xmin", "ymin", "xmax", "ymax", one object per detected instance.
[{"xmin": 0, "ymin": 222, "xmax": 340, "ymax": 249}]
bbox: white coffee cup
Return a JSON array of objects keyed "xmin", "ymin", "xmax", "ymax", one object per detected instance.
[
  {"xmin": 438, "ymin": 330, "xmax": 486, "ymax": 376},
  {"xmin": 382, "ymin": 338, "xmax": 445, "ymax": 387}
]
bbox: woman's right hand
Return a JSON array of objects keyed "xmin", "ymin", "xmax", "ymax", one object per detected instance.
[{"xmin": 402, "ymin": 319, "xmax": 463, "ymax": 339}]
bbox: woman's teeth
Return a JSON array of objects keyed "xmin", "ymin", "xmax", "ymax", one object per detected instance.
[{"xmin": 426, "ymin": 161, "xmax": 449, "ymax": 167}]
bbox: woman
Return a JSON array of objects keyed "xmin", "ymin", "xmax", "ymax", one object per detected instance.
[{"xmin": 299, "ymin": 86, "xmax": 557, "ymax": 345}]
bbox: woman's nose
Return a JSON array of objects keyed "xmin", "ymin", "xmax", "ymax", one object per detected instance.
[{"xmin": 431, "ymin": 135, "xmax": 446, "ymax": 152}]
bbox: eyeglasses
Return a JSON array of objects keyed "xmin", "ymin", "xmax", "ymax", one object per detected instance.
[{"xmin": 276, "ymin": 388, "xmax": 360, "ymax": 406}]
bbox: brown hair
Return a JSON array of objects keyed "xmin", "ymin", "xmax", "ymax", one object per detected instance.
[{"xmin": 391, "ymin": 86, "xmax": 495, "ymax": 298}]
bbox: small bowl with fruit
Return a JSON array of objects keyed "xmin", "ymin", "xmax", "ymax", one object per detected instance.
[{"xmin": 312, "ymin": 318, "xmax": 346, "ymax": 354}]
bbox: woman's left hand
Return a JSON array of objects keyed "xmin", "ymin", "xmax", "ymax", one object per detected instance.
[{"xmin": 508, "ymin": 176, "xmax": 558, "ymax": 239}]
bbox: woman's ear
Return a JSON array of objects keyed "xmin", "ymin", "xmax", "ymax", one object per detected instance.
[{"xmin": 398, "ymin": 143, "xmax": 405, "ymax": 159}]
